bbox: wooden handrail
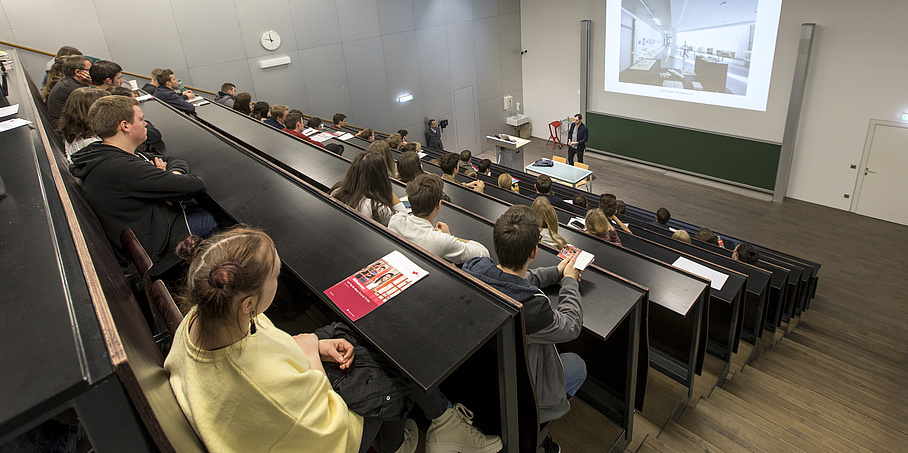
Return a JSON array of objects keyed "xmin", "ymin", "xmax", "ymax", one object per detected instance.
[{"xmin": 0, "ymin": 39, "xmax": 215, "ymax": 95}]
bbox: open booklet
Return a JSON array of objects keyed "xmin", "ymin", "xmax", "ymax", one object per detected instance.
[
  {"xmin": 324, "ymin": 251, "xmax": 428, "ymax": 321},
  {"xmin": 557, "ymin": 245, "xmax": 595, "ymax": 271}
]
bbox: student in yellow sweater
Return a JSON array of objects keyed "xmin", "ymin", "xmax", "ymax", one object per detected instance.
[{"xmin": 165, "ymin": 227, "xmax": 502, "ymax": 453}]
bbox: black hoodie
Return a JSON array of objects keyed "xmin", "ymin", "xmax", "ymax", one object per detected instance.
[{"xmin": 69, "ymin": 142, "xmax": 205, "ymax": 262}]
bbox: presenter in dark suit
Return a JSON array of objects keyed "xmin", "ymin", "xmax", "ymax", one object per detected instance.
[
  {"xmin": 425, "ymin": 119, "xmax": 444, "ymax": 151},
  {"xmin": 566, "ymin": 114, "xmax": 588, "ymax": 166}
]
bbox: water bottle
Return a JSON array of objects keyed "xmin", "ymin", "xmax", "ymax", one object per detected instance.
[{"xmin": 177, "ymin": 79, "xmax": 185, "ymax": 94}]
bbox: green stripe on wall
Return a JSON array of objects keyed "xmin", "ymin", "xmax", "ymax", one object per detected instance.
[{"xmin": 585, "ymin": 112, "xmax": 781, "ymax": 190}]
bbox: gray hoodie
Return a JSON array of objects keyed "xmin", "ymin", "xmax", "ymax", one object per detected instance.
[{"xmin": 462, "ymin": 257, "xmax": 582, "ymax": 422}]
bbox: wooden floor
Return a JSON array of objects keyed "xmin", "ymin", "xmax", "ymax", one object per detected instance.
[{"xmin": 476, "ymin": 140, "xmax": 908, "ymax": 452}]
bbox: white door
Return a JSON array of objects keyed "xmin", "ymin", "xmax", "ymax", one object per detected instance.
[
  {"xmin": 853, "ymin": 122, "xmax": 908, "ymax": 226},
  {"xmin": 453, "ymin": 86, "xmax": 476, "ymax": 153}
]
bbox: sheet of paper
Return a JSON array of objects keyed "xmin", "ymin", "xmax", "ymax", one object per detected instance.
[
  {"xmin": 302, "ymin": 127, "xmax": 318, "ymax": 136},
  {"xmin": 310, "ymin": 132, "xmax": 333, "ymax": 143},
  {"xmin": 135, "ymin": 94, "xmax": 154, "ymax": 102},
  {"xmin": 672, "ymin": 256, "xmax": 728, "ymax": 291},
  {"xmin": 0, "ymin": 118, "xmax": 31, "ymax": 133},
  {"xmin": 0, "ymin": 104, "xmax": 19, "ymax": 118},
  {"xmin": 337, "ymin": 133, "xmax": 354, "ymax": 141},
  {"xmin": 417, "ymin": 152, "xmax": 427, "ymax": 159},
  {"xmin": 557, "ymin": 245, "xmax": 595, "ymax": 271}
]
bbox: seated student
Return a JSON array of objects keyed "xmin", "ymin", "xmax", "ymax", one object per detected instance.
[
  {"xmin": 142, "ymin": 68, "xmax": 164, "ymax": 95},
  {"xmin": 43, "ymin": 56, "xmax": 67, "ymax": 102},
  {"xmin": 672, "ymin": 230, "xmax": 691, "ymax": 244},
  {"xmin": 597, "ymin": 194, "xmax": 616, "ymax": 212},
  {"xmin": 106, "ymin": 86, "xmax": 165, "ymax": 153},
  {"xmin": 214, "ymin": 82, "xmax": 236, "ymax": 106},
  {"xmin": 694, "ymin": 227, "xmax": 719, "ymax": 246},
  {"xmin": 402, "ymin": 142, "xmax": 421, "ymax": 153},
  {"xmin": 89, "ymin": 60, "xmax": 124, "ymax": 90},
  {"xmin": 332, "ymin": 113, "xmax": 347, "ymax": 130},
  {"xmin": 283, "ymin": 112, "xmax": 328, "ymax": 149},
  {"xmin": 47, "ymin": 55, "xmax": 93, "ymax": 128},
  {"xmin": 397, "ymin": 151, "xmax": 425, "ymax": 183},
  {"xmin": 331, "ymin": 152, "xmax": 406, "ymax": 227},
  {"xmin": 387, "ymin": 133, "xmax": 403, "ymax": 150},
  {"xmin": 251, "ymin": 101, "xmax": 270, "ymax": 121},
  {"xmin": 584, "ymin": 209, "xmax": 621, "ymax": 246},
  {"xmin": 572, "ymin": 195, "xmax": 587, "ymax": 209},
  {"xmin": 233, "ymin": 92, "xmax": 253, "ymax": 115},
  {"xmin": 397, "ymin": 129, "xmax": 409, "ymax": 143},
  {"xmin": 616, "ymin": 200, "xmax": 627, "ymax": 215},
  {"xmin": 307, "ymin": 116, "xmax": 323, "ymax": 130},
  {"xmin": 439, "ymin": 153, "xmax": 484, "ymax": 192},
  {"xmin": 535, "ymin": 175, "xmax": 572, "ymax": 212},
  {"xmin": 152, "ymin": 69, "xmax": 198, "ymax": 114},
  {"xmin": 58, "ymin": 86, "xmax": 108, "ymax": 162},
  {"xmin": 458, "ymin": 150, "xmax": 472, "ymax": 171},
  {"xmin": 498, "ymin": 173, "xmax": 519, "ymax": 193},
  {"xmin": 43, "ymin": 45, "xmax": 82, "ymax": 87},
  {"xmin": 263, "ymin": 104, "xmax": 288, "ymax": 129},
  {"xmin": 462, "ymin": 206, "xmax": 585, "ymax": 453},
  {"xmin": 732, "ymin": 242, "xmax": 759, "ymax": 264},
  {"xmin": 356, "ymin": 128, "xmax": 375, "ymax": 142},
  {"xmin": 531, "ymin": 197, "xmax": 567, "ymax": 250},
  {"xmin": 166, "ymin": 227, "xmax": 502, "ymax": 453},
  {"xmin": 389, "ymin": 174, "xmax": 489, "ymax": 265},
  {"xmin": 477, "ymin": 159, "xmax": 492, "ymax": 176},
  {"xmin": 69, "ymin": 96, "xmax": 211, "ymax": 262},
  {"xmin": 600, "ymin": 198, "xmax": 633, "ymax": 235},
  {"xmin": 368, "ymin": 140, "xmax": 397, "ymax": 178},
  {"xmin": 655, "ymin": 207, "xmax": 671, "ymax": 227}
]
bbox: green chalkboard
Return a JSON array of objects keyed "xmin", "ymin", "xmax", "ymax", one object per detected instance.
[{"xmin": 585, "ymin": 112, "xmax": 781, "ymax": 190}]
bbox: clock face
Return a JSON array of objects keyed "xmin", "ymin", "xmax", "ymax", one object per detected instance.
[{"xmin": 260, "ymin": 30, "xmax": 281, "ymax": 51}]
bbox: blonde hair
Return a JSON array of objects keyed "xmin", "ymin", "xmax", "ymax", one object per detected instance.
[
  {"xmin": 498, "ymin": 173, "xmax": 513, "ymax": 191},
  {"xmin": 584, "ymin": 209, "xmax": 611, "ymax": 236},
  {"xmin": 531, "ymin": 197, "xmax": 566, "ymax": 249},
  {"xmin": 672, "ymin": 230, "xmax": 691, "ymax": 244}
]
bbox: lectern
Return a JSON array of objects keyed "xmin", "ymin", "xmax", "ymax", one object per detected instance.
[{"xmin": 487, "ymin": 134, "xmax": 530, "ymax": 170}]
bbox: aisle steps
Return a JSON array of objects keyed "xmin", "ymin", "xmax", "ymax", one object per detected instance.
[{"xmin": 613, "ymin": 309, "xmax": 908, "ymax": 453}]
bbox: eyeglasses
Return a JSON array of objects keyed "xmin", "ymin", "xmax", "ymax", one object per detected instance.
[{"xmin": 538, "ymin": 234, "xmax": 543, "ymax": 243}]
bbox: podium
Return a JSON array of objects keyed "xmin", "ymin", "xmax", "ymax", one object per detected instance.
[{"xmin": 487, "ymin": 134, "xmax": 530, "ymax": 170}]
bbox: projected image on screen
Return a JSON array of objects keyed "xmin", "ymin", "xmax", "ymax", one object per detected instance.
[{"xmin": 604, "ymin": 0, "xmax": 782, "ymax": 111}]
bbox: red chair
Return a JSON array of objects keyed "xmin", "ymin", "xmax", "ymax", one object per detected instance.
[{"xmin": 546, "ymin": 121, "xmax": 563, "ymax": 150}]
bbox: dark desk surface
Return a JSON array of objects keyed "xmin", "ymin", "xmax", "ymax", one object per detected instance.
[
  {"xmin": 0, "ymin": 74, "xmax": 111, "ymax": 438},
  {"xmin": 145, "ymin": 99, "xmax": 514, "ymax": 391},
  {"xmin": 193, "ymin": 103, "xmax": 349, "ymax": 190}
]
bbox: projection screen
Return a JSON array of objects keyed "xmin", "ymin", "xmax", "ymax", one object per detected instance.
[{"xmin": 605, "ymin": 0, "xmax": 783, "ymax": 111}]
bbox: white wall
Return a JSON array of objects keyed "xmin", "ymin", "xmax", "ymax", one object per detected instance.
[
  {"xmin": 2, "ymin": 0, "xmax": 523, "ymax": 153},
  {"xmin": 521, "ymin": 0, "xmax": 908, "ymax": 211}
]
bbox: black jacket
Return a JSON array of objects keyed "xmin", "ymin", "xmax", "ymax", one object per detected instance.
[
  {"xmin": 314, "ymin": 322, "xmax": 410, "ymax": 420},
  {"xmin": 425, "ymin": 126, "xmax": 444, "ymax": 151},
  {"xmin": 69, "ymin": 142, "xmax": 205, "ymax": 262},
  {"xmin": 47, "ymin": 76, "xmax": 90, "ymax": 128},
  {"xmin": 153, "ymin": 86, "xmax": 196, "ymax": 114},
  {"xmin": 141, "ymin": 82, "xmax": 157, "ymax": 95},
  {"xmin": 567, "ymin": 122, "xmax": 588, "ymax": 152}
]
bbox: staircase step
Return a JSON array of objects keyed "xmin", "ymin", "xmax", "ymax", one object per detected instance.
[
  {"xmin": 661, "ymin": 422, "xmax": 747, "ymax": 453},
  {"xmin": 784, "ymin": 331, "xmax": 908, "ymax": 384},
  {"xmin": 728, "ymin": 366, "xmax": 907, "ymax": 451},
  {"xmin": 805, "ymin": 300, "xmax": 907, "ymax": 345},
  {"xmin": 799, "ymin": 315, "xmax": 908, "ymax": 364},
  {"xmin": 788, "ymin": 328, "xmax": 908, "ymax": 377},
  {"xmin": 801, "ymin": 309, "xmax": 907, "ymax": 348},
  {"xmin": 753, "ymin": 351, "xmax": 908, "ymax": 430},
  {"xmin": 773, "ymin": 338, "xmax": 904, "ymax": 398},
  {"xmin": 685, "ymin": 396, "xmax": 807, "ymax": 452},
  {"xmin": 710, "ymin": 386, "xmax": 865, "ymax": 453}
]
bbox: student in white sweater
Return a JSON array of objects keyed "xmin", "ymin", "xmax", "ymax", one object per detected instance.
[{"xmin": 389, "ymin": 174, "xmax": 489, "ymax": 265}]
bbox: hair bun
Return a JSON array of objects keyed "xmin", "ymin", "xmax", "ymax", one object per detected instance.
[
  {"xmin": 176, "ymin": 235, "xmax": 205, "ymax": 261},
  {"xmin": 208, "ymin": 262, "xmax": 243, "ymax": 294}
]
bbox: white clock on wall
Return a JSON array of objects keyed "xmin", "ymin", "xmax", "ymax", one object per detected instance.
[{"xmin": 260, "ymin": 30, "xmax": 281, "ymax": 51}]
